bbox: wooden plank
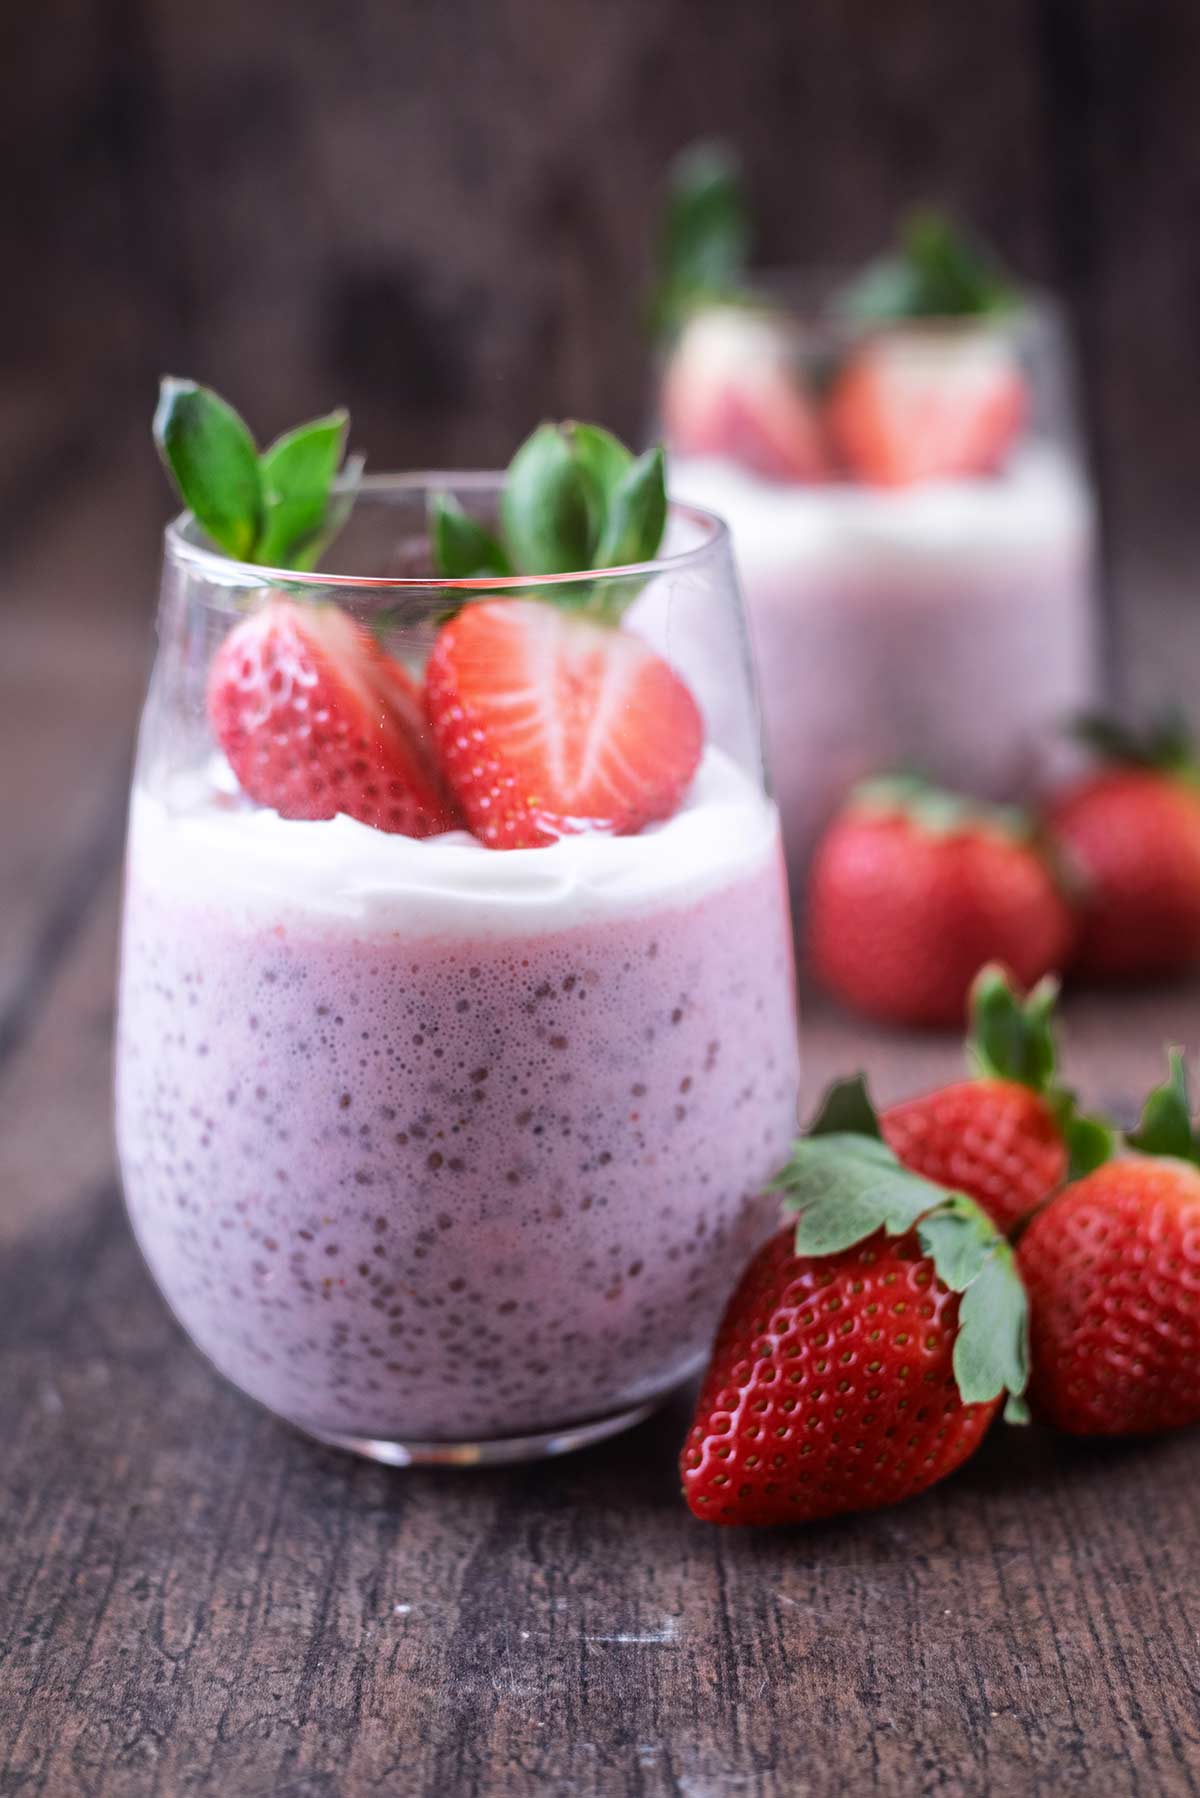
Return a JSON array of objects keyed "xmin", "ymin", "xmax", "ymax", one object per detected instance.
[{"xmin": 4, "ymin": 1182, "xmax": 1200, "ymax": 1794}]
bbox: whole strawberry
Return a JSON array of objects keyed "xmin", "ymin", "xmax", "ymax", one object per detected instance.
[
  {"xmin": 1047, "ymin": 713, "xmax": 1200, "ymax": 981},
  {"xmin": 681, "ymin": 1082, "xmax": 1029, "ymax": 1525},
  {"xmin": 807, "ymin": 777, "xmax": 1074, "ymax": 1029},
  {"xmin": 881, "ymin": 965, "xmax": 1112, "ymax": 1232},
  {"xmin": 1019, "ymin": 1052, "xmax": 1200, "ymax": 1436}
]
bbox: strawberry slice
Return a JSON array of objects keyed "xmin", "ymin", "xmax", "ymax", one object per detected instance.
[
  {"xmin": 424, "ymin": 599, "xmax": 705, "ymax": 850},
  {"xmin": 662, "ymin": 308, "xmax": 831, "ymax": 484},
  {"xmin": 207, "ymin": 597, "xmax": 460, "ymax": 835},
  {"xmin": 826, "ymin": 328, "xmax": 1027, "ymax": 486}
]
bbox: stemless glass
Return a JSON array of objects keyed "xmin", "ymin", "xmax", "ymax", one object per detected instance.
[
  {"xmin": 658, "ymin": 287, "xmax": 1102, "ymax": 884},
  {"xmin": 115, "ymin": 476, "xmax": 801, "ymax": 1466}
]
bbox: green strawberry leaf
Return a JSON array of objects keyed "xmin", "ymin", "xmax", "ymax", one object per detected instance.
[
  {"xmin": 1072, "ymin": 709, "xmax": 1198, "ymax": 777},
  {"xmin": 806, "ymin": 1072, "xmax": 884, "ymax": 1141},
  {"xmin": 967, "ymin": 963, "xmax": 1114, "ymax": 1181},
  {"xmin": 430, "ymin": 491, "xmax": 512, "ymax": 579},
  {"xmin": 967, "ymin": 964, "xmax": 1059, "ymax": 1091},
  {"xmin": 256, "ymin": 409, "xmax": 349, "ymax": 568},
  {"xmin": 840, "ymin": 208, "xmax": 1017, "ymax": 323},
  {"xmin": 773, "ymin": 1072, "xmax": 1029, "ymax": 1410},
  {"xmin": 1061, "ymin": 1110, "xmax": 1117, "ymax": 1181},
  {"xmin": 774, "ymin": 1133, "xmax": 948, "ymax": 1255},
  {"xmin": 501, "ymin": 423, "xmax": 595, "ymax": 576},
  {"xmin": 154, "ymin": 378, "xmax": 262, "ymax": 560},
  {"xmin": 1128, "ymin": 1049, "xmax": 1200, "ymax": 1165},
  {"xmin": 850, "ymin": 774, "xmax": 1031, "ymax": 843},
  {"xmin": 916, "ymin": 1192, "xmax": 999, "ymax": 1292},
  {"xmin": 650, "ymin": 140, "xmax": 751, "ymax": 338},
  {"xmin": 594, "ymin": 446, "xmax": 667, "ymax": 568},
  {"xmin": 952, "ymin": 1238, "xmax": 1029, "ymax": 1408}
]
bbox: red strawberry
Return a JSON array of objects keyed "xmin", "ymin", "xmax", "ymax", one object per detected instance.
[
  {"xmin": 424, "ymin": 598, "xmax": 704, "ymax": 850},
  {"xmin": 662, "ymin": 306, "xmax": 831, "ymax": 484},
  {"xmin": 1046, "ymin": 714, "xmax": 1200, "ymax": 981},
  {"xmin": 881, "ymin": 965, "xmax": 1112, "ymax": 1232},
  {"xmin": 826, "ymin": 328, "xmax": 1026, "ymax": 487},
  {"xmin": 1019, "ymin": 1052, "xmax": 1200, "ymax": 1435},
  {"xmin": 207, "ymin": 597, "xmax": 459, "ymax": 835},
  {"xmin": 681, "ymin": 1085, "xmax": 1029, "ymax": 1525},
  {"xmin": 807, "ymin": 777, "xmax": 1074, "ymax": 1029}
]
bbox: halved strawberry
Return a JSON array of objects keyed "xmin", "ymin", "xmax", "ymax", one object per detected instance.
[
  {"xmin": 424, "ymin": 598, "xmax": 705, "ymax": 850},
  {"xmin": 826, "ymin": 328, "xmax": 1026, "ymax": 487},
  {"xmin": 207, "ymin": 597, "xmax": 460, "ymax": 835},
  {"xmin": 662, "ymin": 307, "xmax": 831, "ymax": 484}
]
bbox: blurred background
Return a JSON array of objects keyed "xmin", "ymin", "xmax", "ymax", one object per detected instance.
[{"xmin": 5, "ymin": 0, "xmax": 1199, "ymax": 696}]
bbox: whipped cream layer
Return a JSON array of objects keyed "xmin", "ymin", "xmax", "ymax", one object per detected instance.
[
  {"xmin": 669, "ymin": 443, "xmax": 1094, "ymax": 584},
  {"xmin": 127, "ymin": 748, "xmax": 781, "ymax": 939}
]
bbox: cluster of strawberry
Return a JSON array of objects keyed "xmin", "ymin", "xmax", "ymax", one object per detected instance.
[
  {"xmin": 664, "ymin": 308, "xmax": 1026, "ymax": 490},
  {"xmin": 683, "ymin": 967, "xmax": 1200, "ymax": 1527},
  {"xmin": 809, "ymin": 732, "xmax": 1200, "ymax": 1027},
  {"xmin": 207, "ymin": 594, "xmax": 704, "ymax": 852}
]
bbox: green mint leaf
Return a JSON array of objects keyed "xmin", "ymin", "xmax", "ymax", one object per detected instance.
[
  {"xmin": 651, "ymin": 140, "xmax": 751, "ymax": 337},
  {"xmin": 568, "ymin": 422, "xmax": 634, "ymax": 521},
  {"xmin": 256, "ymin": 409, "xmax": 349, "ymax": 568},
  {"xmin": 569, "ymin": 421, "xmax": 633, "ymax": 552},
  {"xmin": 501, "ymin": 423, "xmax": 595, "ymax": 576},
  {"xmin": 1128, "ymin": 1049, "xmax": 1200, "ymax": 1164},
  {"xmin": 839, "ymin": 209, "xmax": 1016, "ymax": 323},
  {"xmin": 774, "ymin": 1133, "xmax": 948, "ymax": 1256},
  {"xmin": 967, "ymin": 965, "xmax": 1059, "ymax": 1092},
  {"xmin": 154, "ymin": 377, "xmax": 262, "ymax": 560},
  {"xmin": 594, "ymin": 446, "xmax": 667, "ymax": 568},
  {"xmin": 430, "ymin": 491, "xmax": 512, "ymax": 579},
  {"xmin": 289, "ymin": 452, "xmax": 365, "ymax": 573},
  {"xmin": 952, "ymin": 1239, "xmax": 1029, "ymax": 1407},
  {"xmin": 806, "ymin": 1073, "xmax": 884, "ymax": 1141}
]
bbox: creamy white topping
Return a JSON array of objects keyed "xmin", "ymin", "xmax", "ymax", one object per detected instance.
[
  {"xmin": 127, "ymin": 748, "xmax": 781, "ymax": 938},
  {"xmin": 669, "ymin": 443, "xmax": 1094, "ymax": 582}
]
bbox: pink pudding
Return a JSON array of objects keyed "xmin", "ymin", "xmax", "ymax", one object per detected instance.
[
  {"xmin": 116, "ymin": 748, "xmax": 801, "ymax": 1449},
  {"xmin": 662, "ymin": 305, "xmax": 1101, "ymax": 882}
]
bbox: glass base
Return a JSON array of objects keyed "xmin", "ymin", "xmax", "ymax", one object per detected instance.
[{"xmin": 298, "ymin": 1397, "xmax": 661, "ymax": 1467}]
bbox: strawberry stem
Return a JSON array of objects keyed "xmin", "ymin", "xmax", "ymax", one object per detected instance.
[
  {"xmin": 967, "ymin": 964, "xmax": 1115, "ymax": 1179},
  {"xmin": 1127, "ymin": 1049, "xmax": 1200, "ymax": 1165}
]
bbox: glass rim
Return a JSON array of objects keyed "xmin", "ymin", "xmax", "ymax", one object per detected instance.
[{"xmin": 164, "ymin": 469, "xmax": 731, "ymax": 592}]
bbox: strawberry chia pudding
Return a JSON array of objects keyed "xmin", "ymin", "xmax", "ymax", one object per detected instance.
[
  {"xmin": 669, "ymin": 430, "xmax": 1097, "ymax": 867},
  {"xmin": 653, "ymin": 198, "xmax": 1101, "ymax": 880},
  {"xmin": 116, "ymin": 424, "xmax": 801, "ymax": 1461}
]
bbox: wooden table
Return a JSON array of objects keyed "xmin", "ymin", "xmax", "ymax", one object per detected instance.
[{"xmin": 4, "ymin": 458, "xmax": 1200, "ymax": 1797}]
